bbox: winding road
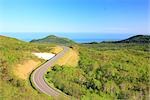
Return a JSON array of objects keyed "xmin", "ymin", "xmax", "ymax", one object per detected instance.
[{"xmin": 32, "ymin": 46, "xmax": 69, "ymax": 97}]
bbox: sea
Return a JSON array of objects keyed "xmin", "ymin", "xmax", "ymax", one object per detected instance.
[{"xmin": 0, "ymin": 32, "xmax": 146, "ymax": 43}]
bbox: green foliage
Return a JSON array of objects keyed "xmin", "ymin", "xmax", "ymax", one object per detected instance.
[
  {"xmin": 45, "ymin": 66, "xmax": 87, "ymax": 98},
  {"xmin": 30, "ymin": 35, "xmax": 76, "ymax": 45},
  {"xmin": 115, "ymin": 35, "xmax": 150, "ymax": 43},
  {"xmin": 0, "ymin": 35, "xmax": 53, "ymax": 99},
  {"xmin": 45, "ymin": 42, "xmax": 149, "ymax": 99},
  {"xmin": 102, "ymin": 35, "xmax": 150, "ymax": 43}
]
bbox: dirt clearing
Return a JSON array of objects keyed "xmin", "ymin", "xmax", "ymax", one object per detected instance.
[
  {"xmin": 14, "ymin": 60, "xmax": 41, "ymax": 80},
  {"xmin": 55, "ymin": 48, "xmax": 79, "ymax": 67}
]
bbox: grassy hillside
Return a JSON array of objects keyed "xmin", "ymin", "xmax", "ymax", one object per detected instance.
[
  {"xmin": 0, "ymin": 35, "xmax": 54, "ymax": 100},
  {"xmin": 30, "ymin": 35, "xmax": 76, "ymax": 45},
  {"xmin": 45, "ymin": 42, "xmax": 150, "ymax": 99},
  {"xmin": 1, "ymin": 35, "xmax": 149, "ymax": 99},
  {"xmin": 109, "ymin": 35, "xmax": 150, "ymax": 43}
]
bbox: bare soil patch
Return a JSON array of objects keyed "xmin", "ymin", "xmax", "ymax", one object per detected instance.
[
  {"xmin": 55, "ymin": 48, "xmax": 79, "ymax": 67},
  {"xmin": 14, "ymin": 60, "xmax": 41, "ymax": 79}
]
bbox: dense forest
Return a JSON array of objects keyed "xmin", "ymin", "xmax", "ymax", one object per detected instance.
[{"xmin": 45, "ymin": 42, "xmax": 150, "ymax": 99}]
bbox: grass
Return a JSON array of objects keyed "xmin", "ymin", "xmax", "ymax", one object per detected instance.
[
  {"xmin": 30, "ymin": 35, "xmax": 76, "ymax": 46},
  {"xmin": 13, "ymin": 60, "xmax": 41, "ymax": 79},
  {"xmin": 1, "ymin": 35, "xmax": 149, "ymax": 99},
  {"xmin": 0, "ymin": 36, "xmax": 56, "ymax": 99},
  {"xmin": 55, "ymin": 48, "xmax": 79, "ymax": 66},
  {"xmin": 45, "ymin": 43, "xmax": 150, "ymax": 99},
  {"xmin": 50, "ymin": 46, "xmax": 63, "ymax": 54},
  {"xmin": 44, "ymin": 71, "xmax": 72, "ymax": 100}
]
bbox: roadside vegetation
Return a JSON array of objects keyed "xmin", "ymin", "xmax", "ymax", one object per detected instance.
[
  {"xmin": 1, "ymin": 35, "xmax": 149, "ymax": 100},
  {"xmin": 55, "ymin": 47, "xmax": 79, "ymax": 67},
  {"xmin": 0, "ymin": 35, "xmax": 54, "ymax": 99},
  {"xmin": 45, "ymin": 43, "xmax": 150, "ymax": 99}
]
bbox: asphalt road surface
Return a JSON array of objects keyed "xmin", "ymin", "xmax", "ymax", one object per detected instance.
[{"xmin": 32, "ymin": 46, "xmax": 69, "ymax": 97}]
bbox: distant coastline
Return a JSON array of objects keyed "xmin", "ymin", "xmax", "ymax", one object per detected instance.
[{"xmin": 0, "ymin": 32, "xmax": 149, "ymax": 43}]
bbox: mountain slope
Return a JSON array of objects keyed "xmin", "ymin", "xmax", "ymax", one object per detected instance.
[
  {"xmin": 30, "ymin": 35, "xmax": 76, "ymax": 45},
  {"xmin": 0, "ymin": 35, "xmax": 53, "ymax": 99},
  {"xmin": 45, "ymin": 41, "xmax": 149, "ymax": 99},
  {"xmin": 114, "ymin": 35, "xmax": 150, "ymax": 43}
]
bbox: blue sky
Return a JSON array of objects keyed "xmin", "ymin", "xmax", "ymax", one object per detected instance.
[{"xmin": 0, "ymin": 0, "xmax": 149, "ymax": 34}]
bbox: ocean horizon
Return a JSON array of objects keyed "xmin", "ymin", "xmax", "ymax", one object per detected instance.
[{"xmin": 0, "ymin": 32, "xmax": 149, "ymax": 43}]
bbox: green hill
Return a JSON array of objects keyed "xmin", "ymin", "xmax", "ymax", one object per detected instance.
[
  {"xmin": 0, "ymin": 35, "xmax": 53, "ymax": 99},
  {"xmin": 114, "ymin": 35, "xmax": 150, "ymax": 43},
  {"xmin": 30, "ymin": 35, "xmax": 76, "ymax": 45},
  {"xmin": 1, "ymin": 35, "xmax": 149, "ymax": 100},
  {"xmin": 45, "ymin": 42, "xmax": 149, "ymax": 99}
]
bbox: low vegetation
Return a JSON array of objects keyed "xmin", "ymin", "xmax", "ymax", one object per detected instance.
[
  {"xmin": 0, "ymin": 35, "xmax": 54, "ymax": 99},
  {"xmin": 50, "ymin": 46, "xmax": 63, "ymax": 54},
  {"xmin": 55, "ymin": 47, "xmax": 79, "ymax": 67},
  {"xmin": 30, "ymin": 35, "xmax": 76, "ymax": 45},
  {"xmin": 1, "ymin": 34, "xmax": 149, "ymax": 100},
  {"xmin": 102, "ymin": 35, "xmax": 150, "ymax": 43},
  {"xmin": 14, "ymin": 60, "xmax": 41, "ymax": 80},
  {"xmin": 45, "ymin": 42, "xmax": 150, "ymax": 99}
]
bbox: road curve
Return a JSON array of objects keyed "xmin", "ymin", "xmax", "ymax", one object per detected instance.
[{"xmin": 32, "ymin": 46, "xmax": 69, "ymax": 97}]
